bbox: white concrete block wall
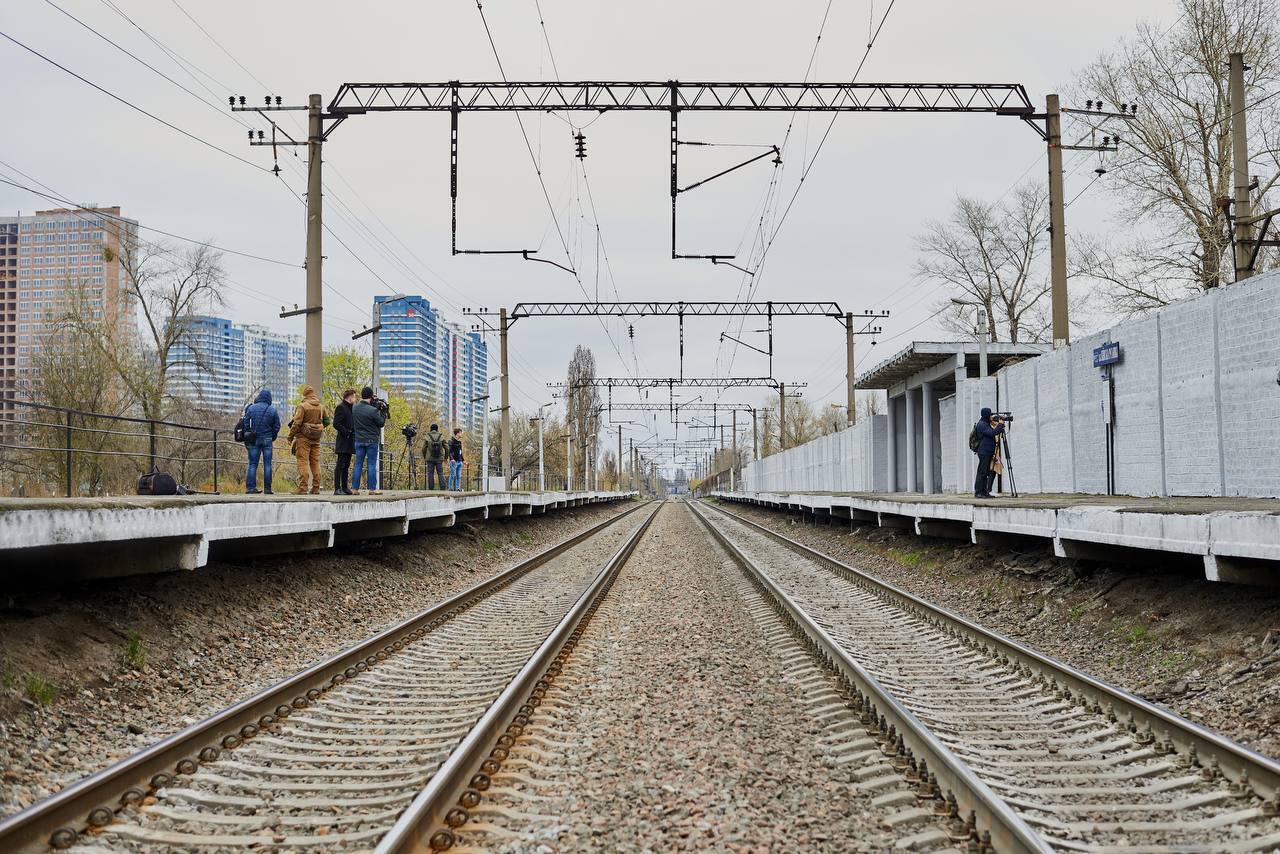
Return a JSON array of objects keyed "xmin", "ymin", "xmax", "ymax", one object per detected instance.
[
  {"xmin": 1160, "ymin": 292, "xmax": 1223, "ymax": 495},
  {"xmin": 1216, "ymin": 278, "xmax": 1280, "ymax": 496},
  {"xmin": 997, "ymin": 358, "xmax": 1042, "ymax": 493},
  {"xmin": 1034, "ymin": 349, "xmax": 1074, "ymax": 492},
  {"xmin": 1111, "ymin": 316, "xmax": 1164, "ymax": 496},
  {"xmin": 939, "ymin": 394, "xmax": 956, "ymax": 493},
  {"xmin": 738, "ymin": 270, "xmax": 1280, "ymax": 499}
]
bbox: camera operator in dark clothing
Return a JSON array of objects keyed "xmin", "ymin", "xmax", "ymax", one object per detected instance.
[
  {"xmin": 332, "ymin": 389, "xmax": 357, "ymax": 495},
  {"xmin": 973, "ymin": 407, "xmax": 1005, "ymax": 499}
]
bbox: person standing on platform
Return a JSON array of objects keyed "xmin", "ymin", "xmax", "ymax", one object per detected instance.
[
  {"xmin": 332, "ymin": 388, "xmax": 357, "ymax": 495},
  {"xmin": 971, "ymin": 407, "xmax": 1005, "ymax": 499},
  {"xmin": 423, "ymin": 423, "xmax": 446, "ymax": 490},
  {"xmin": 243, "ymin": 389, "xmax": 280, "ymax": 495},
  {"xmin": 288, "ymin": 384, "xmax": 329, "ymax": 495},
  {"xmin": 352, "ymin": 386, "xmax": 387, "ymax": 495},
  {"xmin": 447, "ymin": 427, "xmax": 464, "ymax": 491}
]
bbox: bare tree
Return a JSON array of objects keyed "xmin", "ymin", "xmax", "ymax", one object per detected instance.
[
  {"xmin": 58, "ymin": 240, "xmax": 226, "ymax": 421},
  {"xmin": 564, "ymin": 347, "xmax": 600, "ymax": 483},
  {"xmin": 1073, "ymin": 0, "xmax": 1279, "ymax": 308},
  {"xmin": 915, "ymin": 181, "xmax": 1051, "ymax": 343}
]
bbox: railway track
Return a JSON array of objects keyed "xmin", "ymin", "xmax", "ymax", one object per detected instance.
[
  {"xmin": 0, "ymin": 500, "xmax": 658, "ymax": 853},
  {"xmin": 6, "ymin": 494, "xmax": 1279, "ymax": 852},
  {"xmin": 688, "ymin": 497, "xmax": 1280, "ymax": 852}
]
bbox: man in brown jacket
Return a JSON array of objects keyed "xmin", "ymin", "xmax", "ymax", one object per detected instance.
[{"xmin": 288, "ymin": 384, "xmax": 329, "ymax": 494}]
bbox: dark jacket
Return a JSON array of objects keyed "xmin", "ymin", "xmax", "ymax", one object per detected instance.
[
  {"xmin": 333, "ymin": 400, "xmax": 355, "ymax": 455},
  {"xmin": 352, "ymin": 399, "xmax": 386, "ymax": 444},
  {"xmin": 243, "ymin": 390, "xmax": 280, "ymax": 442},
  {"xmin": 448, "ymin": 436, "xmax": 463, "ymax": 462},
  {"xmin": 974, "ymin": 418, "xmax": 1005, "ymax": 456},
  {"xmin": 423, "ymin": 429, "xmax": 446, "ymax": 462}
]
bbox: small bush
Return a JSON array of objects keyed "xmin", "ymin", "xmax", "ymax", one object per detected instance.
[
  {"xmin": 25, "ymin": 674, "xmax": 56, "ymax": 707},
  {"xmin": 123, "ymin": 632, "xmax": 146, "ymax": 669}
]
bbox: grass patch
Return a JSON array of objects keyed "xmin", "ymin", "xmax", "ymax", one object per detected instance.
[
  {"xmin": 1, "ymin": 661, "xmax": 17, "ymax": 691},
  {"xmin": 1123, "ymin": 625, "xmax": 1149, "ymax": 645},
  {"xmin": 24, "ymin": 674, "xmax": 56, "ymax": 707},
  {"xmin": 482, "ymin": 541, "xmax": 499, "ymax": 552},
  {"xmin": 1069, "ymin": 604, "xmax": 1085, "ymax": 620},
  {"xmin": 887, "ymin": 548, "xmax": 926, "ymax": 567},
  {"xmin": 518, "ymin": 531, "xmax": 533, "ymax": 545},
  {"xmin": 123, "ymin": 632, "xmax": 146, "ymax": 669}
]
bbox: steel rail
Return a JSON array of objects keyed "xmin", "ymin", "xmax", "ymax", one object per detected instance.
[
  {"xmin": 701, "ymin": 499, "xmax": 1280, "ymax": 802},
  {"xmin": 0, "ymin": 499, "xmax": 651, "ymax": 853},
  {"xmin": 684, "ymin": 499, "xmax": 1050, "ymax": 853},
  {"xmin": 376, "ymin": 501, "xmax": 663, "ymax": 852}
]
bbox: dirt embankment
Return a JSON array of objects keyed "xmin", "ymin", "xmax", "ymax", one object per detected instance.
[
  {"xmin": 718, "ymin": 501, "xmax": 1280, "ymax": 760},
  {"xmin": 0, "ymin": 501, "xmax": 632, "ymax": 817}
]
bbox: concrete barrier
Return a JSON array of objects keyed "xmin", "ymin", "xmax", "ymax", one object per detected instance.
[{"xmin": 0, "ymin": 491, "xmax": 637, "ymax": 582}]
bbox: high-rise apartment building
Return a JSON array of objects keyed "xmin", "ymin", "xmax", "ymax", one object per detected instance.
[
  {"xmin": 0, "ymin": 206, "xmax": 136, "ymax": 413},
  {"xmin": 374, "ymin": 295, "xmax": 487, "ymax": 433},
  {"xmin": 167, "ymin": 316, "xmax": 305, "ymax": 415}
]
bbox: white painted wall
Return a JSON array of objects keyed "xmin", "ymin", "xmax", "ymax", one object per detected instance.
[{"xmin": 740, "ymin": 270, "xmax": 1280, "ymax": 499}]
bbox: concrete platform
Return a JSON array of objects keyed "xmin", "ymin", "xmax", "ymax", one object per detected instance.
[
  {"xmin": 0, "ymin": 490, "xmax": 636, "ymax": 582},
  {"xmin": 712, "ymin": 490, "xmax": 1280, "ymax": 585}
]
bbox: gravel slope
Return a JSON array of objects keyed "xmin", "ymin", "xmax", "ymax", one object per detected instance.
[
  {"xmin": 712, "ymin": 499, "xmax": 1280, "ymax": 760},
  {"xmin": 0, "ymin": 501, "xmax": 633, "ymax": 819},
  {"xmin": 456, "ymin": 501, "xmax": 940, "ymax": 852}
]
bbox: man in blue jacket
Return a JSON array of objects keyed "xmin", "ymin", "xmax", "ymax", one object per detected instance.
[
  {"xmin": 973, "ymin": 407, "xmax": 1005, "ymax": 499},
  {"xmin": 243, "ymin": 389, "xmax": 281, "ymax": 494}
]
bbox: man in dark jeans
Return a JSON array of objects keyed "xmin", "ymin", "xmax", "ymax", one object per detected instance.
[
  {"xmin": 973, "ymin": 407, "xmax": 1005, "ymax": 499},
  {"xmin": 423, "ymin": 423, "xmax": 446, "ymax": 490},
  {"xmin": 243, "ymin": 389, "xmax": 280, "ymax": 494},
  {"xmin": 332, "ymin": 388, "xmax": 357, "ymax": 495}
]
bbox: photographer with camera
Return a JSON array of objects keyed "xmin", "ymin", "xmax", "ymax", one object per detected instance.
[
  {"xmin": 351, "ymin": 386, "xmax": 388, "ymax": 495},
  {"xmin": 970, "ymin": 407, "xmax": 1006, "ymax": 499}
]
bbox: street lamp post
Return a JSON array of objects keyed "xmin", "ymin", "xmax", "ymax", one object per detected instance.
[{"xmin": 951, "ymin": 298, "xmax": 989, "ymax": 378}]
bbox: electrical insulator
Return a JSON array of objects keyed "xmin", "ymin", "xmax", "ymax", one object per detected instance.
[
  {"xmin": 275, "ymin": 96, "xmax": 283, "ymax": 106},
  {"xmin": 574, "ymin": 131, "xmax": 586, "ymax": 159},
  {"xmin": 257, "ymin": 130, "xmax": 265, "ymax": 140},
  {"xmin": 238, "ymin": 96, "xmax": 246, "ymax": 106},
  {"xmin": 628, "ymin": 324, "xmax": 634, "ymax": 339},
  {"xmin": 228, "ymin": 96, "xmax": 235, "ymax": 106},
  {"xmin": 1086, "ymin": 99, "xmax": 1094, "ymax": 110},
  {"xmin": 265, "ymin": 96, "xmax": 272, "ymax": 106},
  {"xmin": 248, "ymin": 130, "xmax": 254, "ymax": 140}
]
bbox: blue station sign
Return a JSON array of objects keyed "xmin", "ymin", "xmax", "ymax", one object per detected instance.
[{"xmin": 1093, "ymin": 341, "xmax": 1121, "ymax": 368}]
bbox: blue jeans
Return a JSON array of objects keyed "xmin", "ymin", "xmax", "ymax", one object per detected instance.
[
  {"xmin": 246, "ymin": 438, "xmax": 273, "ymax": 491},
  {"xmin": 353, "ymin": 441, "xmax": 379, "ymax": 490},
  {"xmin": 448, "ymin": 460, "xmax": 463, "ymax": 491}
]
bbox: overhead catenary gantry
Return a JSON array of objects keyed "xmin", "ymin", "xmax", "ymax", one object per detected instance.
[{"xmin": 235, "ymin": 77, "xmax": 1029, "ymax": 460}]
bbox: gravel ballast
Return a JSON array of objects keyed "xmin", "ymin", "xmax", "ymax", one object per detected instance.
[
  {"xmin": 456, "ymin": 500, "xmax": 932, "ymax": 852},
  {"xmin": 0, "ymin": 500, "xmax": 633, "ymax": 819},
  {"xmin": 712, "ymin": 499, "xmax": 1280, "ymax": 760}
]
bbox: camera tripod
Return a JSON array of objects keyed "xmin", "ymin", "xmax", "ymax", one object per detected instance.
[{"xmin": 996, "ymin": 424, "xmax": 1018, "ymax": 498}]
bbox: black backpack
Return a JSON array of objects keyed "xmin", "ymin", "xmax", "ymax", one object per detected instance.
[
  {"xmin": 137, "ymin": 471, "xmax": 178, "ymax": 495},
  {"xmin": 234, "ymin": 404, "xmax": 257, "ymax": 444},
  {"xmin": 968, "ymin": 423, "xmax": 981, "ymax": 453}
]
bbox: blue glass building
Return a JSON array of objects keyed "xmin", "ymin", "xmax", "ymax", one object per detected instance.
[{"xmin": 168, "ymin": 316, "xmax": 304, "ymax": 415}]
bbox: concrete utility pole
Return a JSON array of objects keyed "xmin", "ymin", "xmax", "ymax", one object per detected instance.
[
  {"xmin": 845, "ymin": 311, "xmax": 856, "ymax": 426},
  {"xmin": 1230, "ymin": 52, "xmax": 1255, "ymax": 282},
  {"xmin": 1046, "ymin": 93, "xmax": 1070, "ymax": 347},
  {"xmin": 499, "ymin": 308, "xmax": 511, "ymax": 487},
  {"xmin": 778, "ymin": 382, "xmax": 787, "ymax": 451},
  {"xmin": 566, "ymin": 432, "xmax": 572, "ymax": 491},
  {"xmin": 617, "ymin": 425, "xmax": 623, "ymax": 491},
  {"xmin": 751, "ymin": 407, "xmax": 759, "ymax": 460},
  {"xmin": 978, "ymin": 308, "xmax": 989, "ymax": 378},
  {"xmin": 304, "ymin": 94, "xmax": 324, "ymax": 390}
]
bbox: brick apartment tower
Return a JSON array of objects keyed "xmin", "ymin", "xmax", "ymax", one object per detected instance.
[{"xmin": 0, "ymin": 207, "xmax": 137, "ymax": 415}]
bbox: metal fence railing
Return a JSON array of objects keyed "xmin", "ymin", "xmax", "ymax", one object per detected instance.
[{"xmin": 0, "ymin": 399, "xmax": 587, "ymax": 497}]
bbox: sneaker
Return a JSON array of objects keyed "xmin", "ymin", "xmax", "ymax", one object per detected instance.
[
  {"xmin": 370, "ymin": 490, "xmax": 383, "ymax": 495},
  {"xmin": 246, "ymin": 488, "xmax": 261, "ymax": 495},
  {"xmin": 310, "ymin": 487, "xmax": 320, "ymax": 495},
  {"xmin": 293, "ymin": 488, "xmax": 307, "ymax": 495},
  {"xmin": 265, "ymin": 488, "xmax": 274, "ymax": 495}
]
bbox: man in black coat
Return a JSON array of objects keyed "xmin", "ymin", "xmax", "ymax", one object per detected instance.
[
  {"xmin": 973, "ymin": 407, "xmax": 1005, "ymax": 499},
  {"xmin": 332, "ymin": 389, "xmax": 357, "ymax": 495}
]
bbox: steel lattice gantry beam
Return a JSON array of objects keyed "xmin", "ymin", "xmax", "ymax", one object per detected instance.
[
  {"xmin": 321, "ymin": 80, "xmax": 1033, "ymax": 262},
  {"xmin": 508, "ymin": 301, "xmax": 843, "ymax": 320},
  {"xmin": 327, "ymin": 82, "xmax": 1034, "ymax": 114}
]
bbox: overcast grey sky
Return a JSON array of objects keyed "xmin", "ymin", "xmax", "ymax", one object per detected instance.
[{"xmin": 2, "ymin": 0, "xmax": 1177, "ymax": 466}]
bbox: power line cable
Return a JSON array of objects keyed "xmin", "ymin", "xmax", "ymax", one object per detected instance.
[{"xmin": 0, "ymin": 29, "xmax": 267, "ymax": 173}]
